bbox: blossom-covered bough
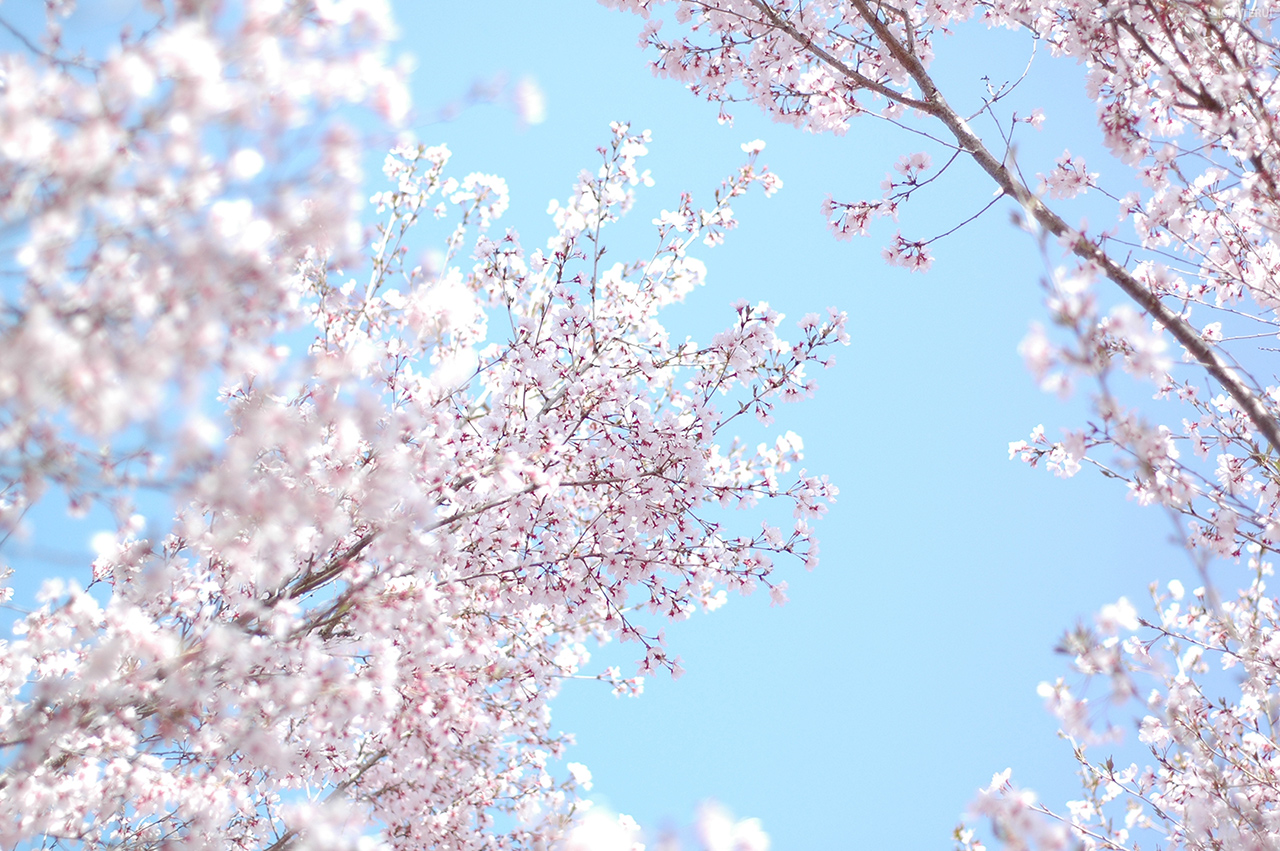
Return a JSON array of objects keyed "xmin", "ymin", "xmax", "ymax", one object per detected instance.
[
  {"xmin": 597, "ymin": 0, "xmax": 1280, "ymax": 849},
  {"xmin": 0, "ymin": 2, "xmax": 845, "ymax": 850}
]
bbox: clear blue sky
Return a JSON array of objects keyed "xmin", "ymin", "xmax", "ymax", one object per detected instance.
[{"xmin": 401, "ymin": 2, "xmax": 1197, "ymax": 848}]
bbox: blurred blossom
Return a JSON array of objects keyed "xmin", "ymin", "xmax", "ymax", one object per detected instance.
[{"xmin": 513, "ymin": 76, "xmax": 548, "ymax": 126}]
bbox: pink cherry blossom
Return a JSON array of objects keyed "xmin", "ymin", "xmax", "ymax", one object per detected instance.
[{"xmin": 0, "ymin": 6, "xmax": 843, "ymax": 851}]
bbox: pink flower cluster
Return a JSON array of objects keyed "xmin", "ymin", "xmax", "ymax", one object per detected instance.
[{"xmin": 0, "ymin": 5, "xmax": 845, "ymax": 851}]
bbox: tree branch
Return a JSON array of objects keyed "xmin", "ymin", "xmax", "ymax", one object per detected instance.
[{"xmin": 767, "ymin": 0, "xmax": 1280, "ymax": 455}]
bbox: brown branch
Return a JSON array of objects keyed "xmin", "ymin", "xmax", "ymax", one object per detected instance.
[
  {"xmin": 745, "ymin": 0, "xmax": 934, "ymax": 111},
  {"xmin": 763, "ymin": 0, "xmax": 1280, "ymax": 455},
  {"xmin": 921, "ymin": 85, "xmax": 1280, "ymax": 457},
  {"xmin": 286, "ymin": 530, "xmax": 379, "ymax": 600}
]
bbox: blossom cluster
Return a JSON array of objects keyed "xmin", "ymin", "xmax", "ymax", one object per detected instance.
[
  {"xmin": 0, "ymin": 4, "xmax": 846, "ymax": 851},
  {"xmin": 0, "ymin": 0, "xmax": 405, "ymax": 533},
  {"xmin": 566, "ymin": 801, "xmax": 768, "ymax": 851},
  {"xmin": 957, "ymin": 572, "xmax": 1280, "ymax": 851}
]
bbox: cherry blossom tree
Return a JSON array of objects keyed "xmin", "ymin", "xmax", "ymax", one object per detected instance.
[
  {"xmin": 0, "ymin": 2, "xmax": 845, "ymax": 850},
  {"xmin": 595, "ymin": 0, "xmax": 1280, "ymax": 849}
]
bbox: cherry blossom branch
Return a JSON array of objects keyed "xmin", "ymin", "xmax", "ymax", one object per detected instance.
[
  {"xmin": 760, "ymin": 0, "xmax": 1280, "ymax": 456},
  {"xmin": 745, "ymin": 0, "xmax": 933, "ymax": 111},
  {"xmin": 262, "ymin": 748, "xmax": 390, "ymax": 851}
]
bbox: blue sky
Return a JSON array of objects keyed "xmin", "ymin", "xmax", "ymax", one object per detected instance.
[
  {"xmin": 0, "ymin": 1, "xmax": 1204, "ymax": 848},
  {"xmin": 402, "ymin": 2, "xmax": 1202, "ymax": 848}
]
